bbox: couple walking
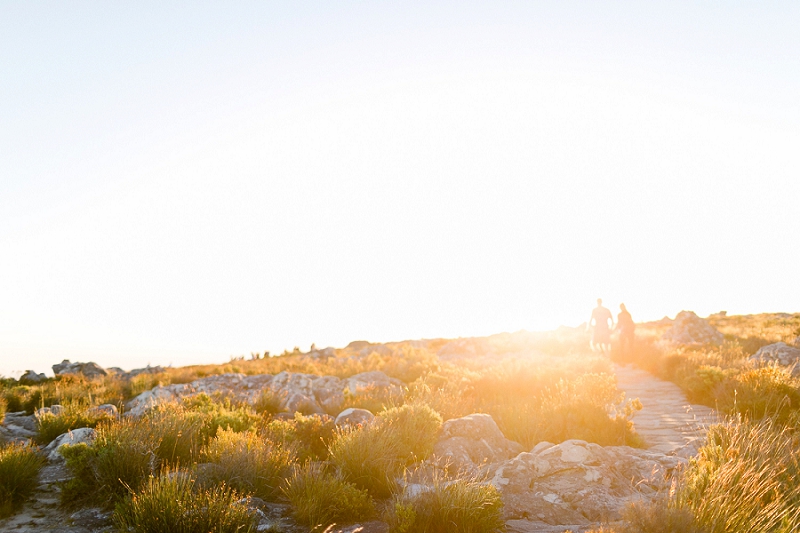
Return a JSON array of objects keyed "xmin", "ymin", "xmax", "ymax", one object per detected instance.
[{"xmin": 587, "ymin": 298, "xmax": 635, "ymax": 355}]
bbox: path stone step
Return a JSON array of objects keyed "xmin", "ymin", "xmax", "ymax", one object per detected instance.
[{"xmin": 614, "ymin": 363, "xmax": 720, "ymax": 457}]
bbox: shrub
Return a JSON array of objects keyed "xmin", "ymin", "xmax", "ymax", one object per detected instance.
[
  {"xmin": 679, "ymin": 418, "xmax": 800, "ymax": 533},
  {"xmin": 282, "ymin": 464, "xmax": 375, "ymax": 529},
  {"xmin": 201, "ymin": 428, "xmax": 294, "ymax": 500},
  {"xmin": 35, "ymin": 402, "xmax": 116, "ymax": 445},
  {"xmin": 254, "ymin": 388, "xmax": 286, "ymax": 416},
  {"xmin": 386, "ymin": 477, "xmax": 504, "ymax": 533},
  {"xmin": 262, "ymin": 413, "xmax": 336, "ymax": 462},
  {"xmin": 0, "ymin": 395, "xmax": 5, "ymax": 423},
  {"xmin": 113, "ymin": 471, "xmax": 257, "ymax": 533},
  {"xmin": 328, "ymin": 422, "xmax": 402, "ymax": 497},
  {"xmin": 376, "ymin": 403, "xmax": 442, "ymax": 465},
  {"xmin": 508, "ymin": 373, "xmax": 643, "ymax": 448},
  {"xmin": 713, "ymin": 366, "xmax": 800, "ymax": 423},
  {"xmin": 616, "ymin": 497, "xmax": 705, "ymax": 533},
  {"xmin": 60, "ymin": 418, "xmax": 157, "ymax": 507},
  {"xmin": 0, "ymin": 442, "xmax": 46, "ymax": 518}
]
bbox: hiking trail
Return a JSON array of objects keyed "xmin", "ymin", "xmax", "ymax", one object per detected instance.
[{"xmin": 614, "ymin": 363, "xmax": 719, "ymax": 456}]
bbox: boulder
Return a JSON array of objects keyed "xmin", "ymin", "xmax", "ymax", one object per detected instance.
[
  {"xmin": 37, "ymin": 405, "xmax": 66, "ymax": 417},
  {"xmin": 312, "ymin": 375, "xmax": 345, "ymax": 413},
  {"xmin": 45, "ymin": 427, "xmax": 96, "ymax": 462},
  {"xmin": 489, "ymin": 440, "xmax": 680, "ymax": 525},
  {"xmin": 87, "ymin": 404, "xmax": 118, "ymax": 418},
  {"xmin": 0, "ymin": 411, "xmax": 38, "ymax": 443},
  {"xmin": 432, "ymin": 413, "xmax": 523, "ymax": 471},
  {"xmin": 346, "ymin": 371, "xmax": 404, "ymax": 399},
  {"xmin": 749, "ymin": 342, "xmax": 800, "ymax": 376},
  {"xmin": 19, "ymin": 370, "xmax": 47, "ymax": 383},
  {"xmin": 52, "ymin": 360, "xmax": 108, "ymax": 379},
  {"xmin": 661, "ymin": 311, "xmax": 724, "ymax": 347},
  {"xmin": 335, "ymin": 408, "xmax": 375, "ymax": 427}
]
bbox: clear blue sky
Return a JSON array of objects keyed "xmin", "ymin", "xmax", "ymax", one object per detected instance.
[{"xmin": 2, "ymin": 2, "xmax": 799, "ymax": 377}]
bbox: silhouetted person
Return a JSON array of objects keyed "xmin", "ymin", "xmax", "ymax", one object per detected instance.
[
  {"xmin": 616, "ymin": 303, "xmax": 635, "ymax": 357},
  {"xmin": 588, "ymin": 298, "xmax": 613, "ymax": 354}
]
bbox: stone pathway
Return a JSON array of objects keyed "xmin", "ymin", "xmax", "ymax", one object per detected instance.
[{"xmin": 613, "ymin": 363, "xmax": 719, "ymax": 456}]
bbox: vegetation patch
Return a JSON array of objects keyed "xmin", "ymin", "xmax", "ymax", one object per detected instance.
[
  {"xmin": 386, "ymin": 477, "xmax": 504, "ymax": 533},
  {"xmin": 113, "ymin": 470, "xmax": 257, "ymax": 533},
  {"xmin": 200, "ymin": 428, "xmax": 294, "ymax": 500},
  {"xmin": 282, "ymin": 464, "xmax": 375, "ymax": 529},
  {"xmin": 0, "ymin": 442, "xmax": 46, "ymax": 519}
]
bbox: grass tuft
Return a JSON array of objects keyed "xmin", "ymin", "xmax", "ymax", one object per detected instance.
[
  {"xmin": 113, "ymin": 470, "xmax": 257, "ymax": 533},
  {"xmin": 201, "ymin": 428, "xmax": 294, "ymax": 500},
  {"xmin": 0, "ymin": 442, "xmax": 46, "ymax": 518},
  {"xmin": 386, "ymin": 475, "xmax": 504, "ymax": 533},
  {"xmin": 282, "ymin": 463, "xmax": 375, "ymax": 529}
]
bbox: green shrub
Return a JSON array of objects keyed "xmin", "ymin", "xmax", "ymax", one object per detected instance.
[
  {"xmin": 679, "ymin": 418, "xmax": 800, "ymax": 533},
  {"xmin": 0, "ymin": 395, "xmax": 5, "ymax": 423},
  {"xmin": 60, "ymin": 418, "xmax": 157, "ymax": 507},
  {"xmin": 0, "ymin": 442, "xmax": 46, "ymax": 518},
  {"xmin": 329, "ymin": 422, "xmax": 402, "ymax": 498},
  {"xmin": 282, "ymin": 464, "xmax": 375, "ymax": 528},
  {"xmin": 113, "ymin": 471, "xmax": 257, "ymax": 533},
  {"xmin": 262, "ymin": 413, "xmax": 336, "ymax": 462},
  {"xmin": 386, "ymin": 477, "xmax": 504, "ymax": 533},
  {"xmin": 36, "ymin": 402, "xmax": 116, "ymax": 445},
  {"xmin": 201, "ymin": 428, "xmax": 294, "ymax": 500},
  {"xmin": 376, "ymin": 403, "xmax": 442, "ymax": 465}
]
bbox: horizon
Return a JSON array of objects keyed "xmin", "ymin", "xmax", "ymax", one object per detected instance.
[{"xmin": 2, "ymin": 3, "xmax": 799, "ymax": 378}]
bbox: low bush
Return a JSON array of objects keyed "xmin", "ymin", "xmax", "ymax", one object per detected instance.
[
  {"xmin": 505, "ymin": 373, "xmax": 643, "ymax": 448},
  {"xmin": 376, "ymin": 403, "xmax": 442, "ymax": 465},
  {"xmin": 615, "ymin": 497, "xmax": 705, "ymax": 533},
  {"xmin": 60, "ymin": 418, "xmax": 157, "ymax": 507},
  {"xmin": 201, "ymin": 428, "xmax": 294, "ymax": 500},
  {"xmin": 262, "ymin": 413, "xmax": 336, "ymax": 462},
  {"xmin": 35, "ymin": 402, "xmax": 116, "ymax": 445},
  {"xmin": 713, "ymin": 366, "xmax": 800, "ymax": 423},
  {"xmin": 328, "ymin": 422, "xmax": 402, "ymax": 498},
  {"xmin": 679, "ymin": 418, "xmax": 800, "ymax": 533},
  {"xmin": 386, "ymin": 477, "xmax": 504, "ymax": 533},
  {"xmin": 113, "ymin": 471, "xmax": 257, "ymax": 533},
  {"xmin": 282, "ymin": 464, "xmax": 375, "ymax": 529},
  {"xmin": 0, "ymin": 442, "xmax": 46, "ymax": 518},
  {"xmin": 253, "ymin": 388, "xmax": 286, "ymax": 415}
]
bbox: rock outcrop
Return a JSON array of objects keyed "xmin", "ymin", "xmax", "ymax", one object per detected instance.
[
  {"xmin": 126, "ymin": 370, "xmax": 404, "ymax": 417},
  {"xmin": 44, "ymin": 427, "xmax": 96, "ymax": 462},
  {"xmin": 490, "ymin": 439, "xmax": 680, "ymax": 526},
  {"xmin": 749, "ymin": 342, "xmax": 800, "ymax": 376},
  {"xmin": 431, "ymin": 413, "xmax": 524, "ymax": 472},
  {"xmin": 661, "ymin": 311, "xmax": 724, "ymax": 347},
  {"xmin": 52, "ymin": 360, "xmax": 108, "ymax": 379},
  {"xmin": 19, "ymin": 370, "xmax": 47, "ymax": 383}
]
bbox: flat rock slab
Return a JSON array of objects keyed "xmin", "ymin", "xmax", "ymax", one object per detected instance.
[{"xmin": 614, "ymin": 363, "xmax": 719, "ymax": 456}]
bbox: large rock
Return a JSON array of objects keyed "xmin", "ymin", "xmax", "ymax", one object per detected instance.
[
  {"xmin": 52, "ymin": 360, "xmax": 108, "ymax": 379},
  {"xmin": 45, "ymin": 427, "xmax": 96, "ymax": 462},
  {"xmin": 661, "ymin": 311, "xmax": 724, "ymax": 347},
  {"xmin": 0, "ymin": 411, "xmax": 38, "ymax": 443},
  {"xmin": 749, "ymin": 342, "xmax": 800, "ymax": 376},
  {"xmin": 335, "ymin": 408, "xmax": 374, "ymax": 427},
  {"xmin": 19, "ymin": 370, "xmax": 47, "ymax": 383},
  {"xmin": 346, "ymin": 371, "xmax": 403, "ymax": 398},
  {"xmin": 489, "ymin": 440, "xmax": 681, "ymax": 526},
  {"xmin": 432, "ymin": 413, "xmax": 523, "ymax": 471}
]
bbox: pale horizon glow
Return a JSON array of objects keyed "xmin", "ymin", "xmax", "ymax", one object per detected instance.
[{"xmin": 2, "ymin": 3, "xmax": 799, "ymax": 377}]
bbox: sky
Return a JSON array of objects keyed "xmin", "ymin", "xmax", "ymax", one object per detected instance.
[{"xmin": 1, "ymin": 2, "xmax": 799, "ymax": 378}]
